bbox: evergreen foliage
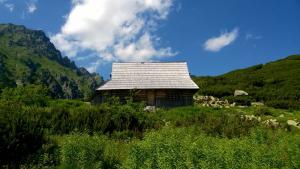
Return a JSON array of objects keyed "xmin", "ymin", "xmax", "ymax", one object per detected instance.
[
  {"xmin": 193, "ymin": 54, "xmax": 300, "ymax": 109},
  {"xmin": 0, "ymin": 24, "xmax": 102, "ymax": 99},
  {"xmin": 0, "ymin": 102, "xmax": 45, "ymax": 168},
  {"xmin": 123, "ymin": 127, "xmax": 300, "ymax": 169},
  {"xmin": 0, "ymin": 86, "xmax": 299, "ymax": 168}
]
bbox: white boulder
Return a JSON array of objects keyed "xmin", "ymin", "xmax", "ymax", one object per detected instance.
[
  {"xmin": 287, "ymin": 120, "xmax": 300, "ymax": 129},
  {"xmin": 234, "ymin": 90, "xmax": 248, "ymax": 97},
  {"xmin": 251, "ymin": 102, "xmax": 264, "ymax": 106},
  {"xmin": 144, "ymin": 106, "xmax": 156, "ymax": 112}
]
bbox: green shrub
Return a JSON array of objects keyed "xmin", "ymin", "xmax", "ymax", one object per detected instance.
[
  {"xmin": 266, "ymin": 100, "xmax": 300, "ymax": 110},
  {"xmin": 110, "ymin": 130, "xmax": 135, "ymax": 140},
  {"xmin": 59, "ymin": 134, "xmax": 121, "ymax": 169},
  {"xmin": 48, "ymin": 99, "xmax": 87, "ymax": 108},
  {"xmin": 0, "ymin": 85, "xmax": 50, "ymax": 106},
  {"xmin": 24, "ymin": 138, "xmax": 60, "ymax": 168},
  {"xmin": 254, "ymin": 106, "xmax": 273, "ymax": 116},
  {"xmin": 198, "ymin": 112, "xmax": 259, "ymax": 138},
  {"xmin": 0, "ymin": 102, "xmax": 45, "ymax": 168},
  {"xmin": 122, "ymin": 127, "xmax": 300, "ymax": 169},
  {"xmin": 50, "ymin": 107, "xmax": 73, "ymax": 134},
  {"xmin": 1, "ymin": 98, "xmax": 156, "ymax": 136},
  {"xmin": 225, "ymin": 96, "xmax": 253, "ymax": 106},
  {"xmin": 159, "ymin": 107, "xmax": 259, "ymax": 138}
]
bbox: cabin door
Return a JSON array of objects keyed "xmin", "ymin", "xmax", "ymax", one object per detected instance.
[{"xmin": 147, "ymin": 90, "xmax": 155, "ymax": 106}]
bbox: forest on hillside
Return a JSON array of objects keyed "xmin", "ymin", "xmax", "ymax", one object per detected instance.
[{"xmin": 193, "ymin": 55, "xmax": 300, "ymax": 109}]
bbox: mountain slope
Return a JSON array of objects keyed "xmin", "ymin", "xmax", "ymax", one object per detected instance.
[
  {"xmin": 193, "ymin": 55, "xmax": 300, "ymax": 109},
  {"xmin": 0, "ymin": 23, "xmax": 102, "ymax": 99}
]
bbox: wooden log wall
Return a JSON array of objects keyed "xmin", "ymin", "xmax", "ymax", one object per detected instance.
[{"xmin": 93, "ymin": 89, "xmax": 197, "ymax": 107}]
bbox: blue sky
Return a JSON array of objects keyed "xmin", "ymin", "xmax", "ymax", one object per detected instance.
[{"xmin": 0, "ymin": 0, "xmax": 300, "ymax": 79}]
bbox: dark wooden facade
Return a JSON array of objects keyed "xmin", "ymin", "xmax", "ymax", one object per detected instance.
[{"xmin": 93, "ymin": 89, "xmax": 197, "ymax": 107}]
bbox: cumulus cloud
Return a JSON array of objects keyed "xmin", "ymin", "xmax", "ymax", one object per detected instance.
[
  {"xmin": 1, "ymin": 0, "xmax": 38, "ymax": 14},
  {"xmin": 114, "ymin": 32, "xmax": 175, "ymax": 62},
  {"xmin": 204, "ymin": 28, "xmax": 239, "ymax": 52},
  {"xmin": 51, "ymin": 0, "xmax": 176, "ymax": 71},
  {"xmin": 27, "ymin": 1, "xmax": 37, "ymax": 13},
  {"xmin": 4, "ymin": 3, "xmax": 14, "ymax": 12}
]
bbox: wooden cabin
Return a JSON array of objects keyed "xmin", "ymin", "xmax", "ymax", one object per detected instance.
[{"xmin": 94, "ymin": 62, "xmax": 199, "ymax": 107}]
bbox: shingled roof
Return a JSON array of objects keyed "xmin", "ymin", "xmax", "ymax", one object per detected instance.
[{"xmin": 97, "ymin": 62, "xmax": 199, "ymax": 90}]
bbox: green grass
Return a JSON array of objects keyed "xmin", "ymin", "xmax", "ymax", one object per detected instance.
[
  {"xmin": 193, "ymin": 54, "xmax": 300, "ymax": 109},
  {"xmin": 158, "ymin": 105, "xmax": 300, "ymax": 124},
  {"xmin": 122, "ymin": 126, "xmax": 300, "ymax": 169},
  {"xmin": 1, "ymin": 94, "xmax": 300, "ymax": 168},
  {"xmin": 0, "ymin": 24, "xmax": 102, "ymax": 99},
  {"xmin": 29, "ymin": 126, "xmax": 300, "ymax": 169}
]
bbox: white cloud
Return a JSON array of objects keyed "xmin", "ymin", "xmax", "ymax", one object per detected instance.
[
  {"xmin": 114, "ymin": 32, "xmax": 175, "ymax": 61},
  {"xmin": 1, "ymin": 0, "xmax": 38, "ymax": 14},
  {"xmin": 4, "ymin": 3, "xmax": 14, "ymax": 12},
  {"xmin": 204, "ymin": 28, "xmax": 239, "ymax": 52},
  {"xmin": 27, "ymin": 2, "xmax": 37, "ymax": 13},
  {"xmin": 245, "ymin": 33, "xmax": 262, "ymax": 40},
  {"xmin": 51, "ymin": 0, "xmax": 176, "ymax": 71},
  {"xmin": 87, "ymin": 59, "xmax": 103, "ymax": 73}
]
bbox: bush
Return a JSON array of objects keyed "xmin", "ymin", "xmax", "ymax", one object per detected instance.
[
  {"xmin": 225, "ymin": 96, "xmax": 253, "ymax": 106},
  {"xmin": 197, "ymin": 112, "xmax": 259, "ymax": 138},
  {"xmin": 0, "ymin": 85, "xmax": 50, "ymax": 106},
  {"xmin": 48, "ymin": 99, "xmax": 87, "ymax": 108},
  {"xmin": 24, "ymin": 138, "xmax": 60, "ymax": 168},
  {"xmin": 122, "ymin": 127, "xmax": 300, "ymax": 169},
  {"xmin": 0, "ymin": 102, "xmax": 45, "ymax": 168},
  {"xmin": 266, "ymin": 100, "xmax": 300, "ymax": 110},
  {"xmin": 58, "ymin": 134, "xmax": 121, "ymax": 169},
  {"xmin": 254, "ymin": 106, "xmax": 273, "ymax": 116},
  {"xmin": 160, "ymin": 107, "xmax": 259, "ymax": 138},
  {"xmin": 0, "ymin": 98, "xmax": 156, "ymax": 136}
]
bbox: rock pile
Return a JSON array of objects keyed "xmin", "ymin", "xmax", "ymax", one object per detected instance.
[
  {"xmin": 193, "ymin": 95, "xmax": 233, "ymax": 108},
  {"xmin": 241, "ymin": 115, "xmax": 261, "ymax": 122},
  {"xmin": 263, "ymin": 119, "xmax": 279, "ymax": 128},
  {"xmin": 240, "ymin": 115, "xmax": 300, "ymax": 130}
]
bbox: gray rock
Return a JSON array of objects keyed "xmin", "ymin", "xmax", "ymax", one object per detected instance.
[
  {"xmin": 241, "ymin": 115, "xmax": 261, "ymax": 122},
  {"xmin": 251, "ymin": 102, "xmax": 264, "ymax": 106},
  {"xmin": 234, "ymin": 90, "xmax": 248, "ymax": 97},
  {"xmin": 263, "ymin": 119, "xmax": 279, "ymax": 127},
  {"xmin": 194, "ymin": 95, "xmax": 231, "ymax": 108},
  {"xmin": 144, "ymin": 106, "xmax": 156, "ymax": 112},
  {"xmin": 287, "ymin": 120, "xmax": 300, "ymax": 129}
]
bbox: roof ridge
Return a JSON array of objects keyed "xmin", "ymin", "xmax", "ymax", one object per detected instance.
[
  {"xmin": 113, "ymin": 61, "xmax": 187, "ymax": 63},
  {"xmin": 96, "ymin": 61, "xmax": 199, "ymax": 90}
]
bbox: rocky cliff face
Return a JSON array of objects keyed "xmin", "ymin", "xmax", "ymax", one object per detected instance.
[{"xmin": 0, "ymin": 24, "xmax": 102, "ymax": 99}]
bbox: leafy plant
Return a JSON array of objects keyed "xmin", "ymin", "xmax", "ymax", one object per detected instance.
[
  {"xmin": 122, "ymin": 127, "xmax": 300, "ymax": 169},
  {"xmin": 0, "ymin": 84, "xmax": 50, "ymax": 106},
  {"xmin": 0, "ymin": 102, "xmax": 45, "ymax": 168}
]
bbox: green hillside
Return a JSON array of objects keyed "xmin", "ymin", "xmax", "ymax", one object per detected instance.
[
  {"xmin": 0, "ymin": 24, "xmax": 102, "ymax": 99},
  {"xmin": 193, "ymin": 55, "xmax": 300, "ymax": 109}
]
